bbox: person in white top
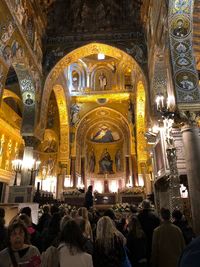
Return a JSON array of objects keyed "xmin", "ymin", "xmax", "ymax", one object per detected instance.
[{"xmin": 58, "ymin": 219, "xmax": 93, "ymax": 267}]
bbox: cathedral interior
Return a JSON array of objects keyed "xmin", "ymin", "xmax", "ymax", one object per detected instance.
[{"xmin": 1, "ymin": 0, "xmax": 200, "ymax": 234}]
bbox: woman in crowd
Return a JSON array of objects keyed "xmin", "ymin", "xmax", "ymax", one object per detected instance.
[
  {"xmin": 58, "ymin": 219, "xmax": 93, "ymax": 267},
  {"xmin": 93, "ymin": 216, "xmax": 125, "ymax": 267},
  {"xmin": 19, "ymin": 213, "xmax": 41, "ymax": 251},
  {"xmin": 41, "ymin": 212, "xmax": 61, "ymax": 251},
  {"xmin": 126, "ymin": 215, "xmax": 147, "ymax": 267},
  {"xmin": 0, "ymin": 220, "xmax": 40, "ymax": 267},
  {"xmin": 75, "ymin": 216, "xmax": 93, "ymax": 255},
  {"xmin": 78, "ymin": 207, "xmax": 93, "ymax": 242},
  {"xmin": 0, "ymin": 207, "xmax": 7, "ymax": 251}
]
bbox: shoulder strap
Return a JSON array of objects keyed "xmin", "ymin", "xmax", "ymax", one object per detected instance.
[{"xmin": 8, "ymin": 247, "xmax": 18, "ymax": 267}]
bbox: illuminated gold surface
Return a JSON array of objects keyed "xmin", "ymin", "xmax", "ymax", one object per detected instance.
[
  {"xmin": 136, "ymin": 81, "xmax": 147, "ymax": 162},
  {"xmin": 73, "ymin": 93, "xmax": 130, "ymax": 103},
  {"xmin": 53, "ymin": 84, "xmax": 69, "ymax": 165}
]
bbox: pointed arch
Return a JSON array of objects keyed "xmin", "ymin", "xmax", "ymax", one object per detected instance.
[{"xmin": 40, "ymin": 43, "xmax": 147, "ymax": 134}]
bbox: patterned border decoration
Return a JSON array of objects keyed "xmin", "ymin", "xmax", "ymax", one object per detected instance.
[{"xmin": 168, "ymin": 0, "xmax": 200, "ymax": 105}]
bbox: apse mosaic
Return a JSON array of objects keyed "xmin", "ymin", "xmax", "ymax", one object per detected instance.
[
  {"xmin": 90, "ymin": 125, "xmax": 120, "ymax": 143},
  {"xmin": 169, "ymin": 0, "xmax": 200, "ymax": 104}
]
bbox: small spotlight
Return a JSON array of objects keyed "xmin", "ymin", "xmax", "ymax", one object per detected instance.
[{"xmin": 97, "ymin": 53, "xmax": 105, "ymax": 60}]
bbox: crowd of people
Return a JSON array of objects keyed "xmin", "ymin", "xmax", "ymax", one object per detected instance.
[{"xmin": 0, "ymin": 189, "xmax": 198, "ymax": 267}]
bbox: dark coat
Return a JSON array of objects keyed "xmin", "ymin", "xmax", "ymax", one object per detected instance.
[
  {"xmin": 179, "ymin": 236, "xmax": 200, "ymax": 267},
  {"xmin": 84, "ymin": 191, "xmax": 93, "ymax": 210},
  {"xmin": 151, "ymin": 221, "xmax": 185, "ymax": 267}
]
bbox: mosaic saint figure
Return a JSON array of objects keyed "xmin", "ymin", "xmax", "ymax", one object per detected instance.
[
  {"xmin": 115, "ymin": 149, "xmax": 122, "ymax": 172},
  {"xmin": 89, "ymin": 149, "xmax": 96, "ymax": 173},
  {"xmin": 99, "ymin": 148, "xmax": 113, "ymax": 174},
  {"xmin": 99, "ymin": 72, "xmax": 107, "ymax": 90},
  {"xmin": 173, "ymin": 19, "xmax": 188, "ymax": 38}
]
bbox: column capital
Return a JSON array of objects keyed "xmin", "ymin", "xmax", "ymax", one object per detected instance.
[
  {"xmin": 22, "ymin": 136, "xmax": 40, "ymax": 148},
  {"xmin": 177, "ymin": 110, "xmax": 200, "ymax": 127}
]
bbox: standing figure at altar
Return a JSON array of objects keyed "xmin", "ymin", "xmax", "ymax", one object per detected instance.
[
  {"xmin": 99, "ymin": 148, "xmax": 113, "ymax": 174},
  {"xmin": 84, "ymin": 185, "xmax": 93, "ymax": 210},
  {"xmin": 89, "ymin": 149, "xmax": 96, "ymax": 173},
  {"xmin": 115, "ymin": 149, "xmax": 122, "ymax": 172}
]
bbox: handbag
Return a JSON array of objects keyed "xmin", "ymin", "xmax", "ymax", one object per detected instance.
[{"xmin": 122, "ymin": 246, "xmax": 132, "ymax": 267}]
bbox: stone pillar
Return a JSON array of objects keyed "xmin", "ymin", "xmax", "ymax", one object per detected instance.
[
  {"xmin": 70, "ymin": 157, "xmax": 76, "ymax": 188},
  {"xmin": 57, "ymin": 164, "xmax": 67, "ymax": 199},
  {"xmin": 181, "ymin": 125, "xmax": 200, "ymax": 235},
  {"xmin": 125, "ymin": 155, "xmax": 130, "ymax": 185},
  {"xmin": 81, "ymin": 157, "xmax": 85, "ymax": 187},
  {"xmin": 131, "ymin": 154, "xmax": 138, "ymax": 186},
  {"xmin": 21, "ymin": 146, "xmax": 34, "ymax": 186},
  {"xmin": 21, "ymin": 137, "xmax": 39, "ymax": 186}
]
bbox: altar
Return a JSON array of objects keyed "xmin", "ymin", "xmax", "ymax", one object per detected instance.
[{"xmin": 94, "ymin": 193, "xmax": 118, "ymax": 205}]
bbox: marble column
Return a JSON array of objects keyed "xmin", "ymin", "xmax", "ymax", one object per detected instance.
[
  {"xmin": 70, "ymin": 157, "xmax": 76, "ymax": 188},
  {"xmin": 181, "ymin": 124, "xmax": 200, "ymax": 235},
  {"xmin": 21, "ymin": 146, "xmax": 34, "ymax": 186},
  {"xmin": 57, "ymin": 164, "xmax": 66, "ymax": 199},
  {"xmin": 21, "ymin": 136, "xmax": 39, "ymax": 186},
  {"xmin": 81, "ymin": 157, "xmax": 85, "ymax": 188},
  {"xmin": 131, "ymin": 154, "xmax": 138, "ymax": 186},
  {"xmin": 125, "ymin": 155, "xmax": 130, "ymax": 185}
]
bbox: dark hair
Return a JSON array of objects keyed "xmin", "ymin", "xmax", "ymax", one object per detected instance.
[
  {"xmin": 60, "ymin": 219, "xmax": 85, "ymax": 253},
  {"xmin": 43, "ymin": 205, "xmax": 50, "ymax": 214},
  {"xmin": 75, "ymin": 216, "xmax": 86, "ymax": 234},
  {"xmin": 48, "ymin": 212, "xmax": 61, "ymax": 234},
  {"xmin": 20, "ymin": 207, "xmax": 31, "ymax": 217},
  {"xmin": 50, "ymin": 205, "xmax": 59, "ymax": 215},
  {"xmin": 104, "ymin": 208, "xmax": 116, "ymax": 220},
  {"xmin": 128, "ymin": 215, "xmax": 144, "ymax": 239},
  {"xmin": 130, "ymin": 204, "xmax": 138, "ymax": 214},
  {"xmin": 160, "ymin": 208, "xmax": 170, "ymax": 221},
  {"xmin": 8, "ymin": 220, "xmax": 30, "ymax": 245},
  {"xmin": 172, "ymin": 209, "xmax": 183, "ymax": 221},
  {"xmin": 0, "ymin": 207, "xmax": 5, "ymax": 218},
  {"xmin": 88, "ymin": 185, "xmax": 93, "ymax": 191}
]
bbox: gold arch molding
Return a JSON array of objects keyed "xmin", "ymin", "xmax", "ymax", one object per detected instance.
[
  {"xmin": 40, "ymin": 43, "xmax": 147, "ymax": 130},
  {"xmin": 53, "ymin": 84, "xmax": 69, "ymax": 164},
  {"xmin": 73, "ymin": 107, "xmax": 131, "ymax": 157},
  {"xmin": 136, "ymin": 81, "xmax": 147, "ymax": 163}
]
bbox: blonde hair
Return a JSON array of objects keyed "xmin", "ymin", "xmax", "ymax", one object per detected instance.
[
  {"xmin": 78, "ymin": 207, "xmax": 89, "ymax": 220},
  {"xmin": 128, "ymin": 215, "xmax": 144, "ymax": 239},
  {"xmin": 78, "ymin": 207, "xmax": 93, "ymax": 241},
  {"xmin": 96, "ymin": 216, "xmax": 119, "ymax": 252}
]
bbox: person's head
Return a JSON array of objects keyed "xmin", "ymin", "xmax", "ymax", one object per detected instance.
[
  {"xmin": 8, "ymin": 221, "xmax": 29, "ymax": 250},
  {"xmin": 78, "ymin": 207, "xmax": 89, "ymax": 221},
  {"xmin": 177, "ymin": 19, "xmax": 184, "ymax": 27},
  {"xmin": 0, "ymin": 207, "xmax": 5, "ymax": 227},
  {"xmin": 130, "ymin": 204, "xmax": 138, "ymax": 214},
  {"xmin": 43, "ymin": 205, "xmax": 50, "ymax": 214},
  {"xmin": 60, "ymin": 214, "xmax": 72, "ymax": 231},
  {"xmin": 104, "ymin": 208, "xmax": 116, "ymax": 220},
  {"xmin": 50, "ymin": 205, "xmax": 59, "ymax": 215},
  {"xmin": 18, "ymin": 213, "xmax": 32, "ymax": 227},
  {"xmin": 75, "ymin": 216, "xmax": 86, "ymax": 234},
  {"xmin": 48, "ymin": 212, "xmax": 61, "ymax": 234},
  {"xmin": 20, "ymin": 207, "xmax": 31, "ymax": 218},
  {"xmin": 183, "ymin": 75, "xmax": 189, "ymax": 80},
  {"xmin": 60, "ymin": 219, "xmax": 84, "ymax": 253},
  {"xmin": 127, "ymin": 215, "xmax": 144, "ymax": 238},
  {"xmin": 88, "ymin": 185, "xmax": 93, "ymax": 192},
  {"xmin": 160, "ymin": 207, "xmax": 170, "ymax": 221},
  {"xmin": 0, "ymin": 207, "xmax": 5, "ymax": 218},
  {"xmin": 70, "ymin": 210, "xmax": 78, "ymax": 218},
  {"xmin": 96, "ymin": 216, "xmax": 117, "ymax": 248},
  {"xmin": 172, "ymin": 209, "xmax": 183, "ymax": 221},
  {"xmin": 142, "ymin": 199, "xmax": 151, "ymax": 210}
]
